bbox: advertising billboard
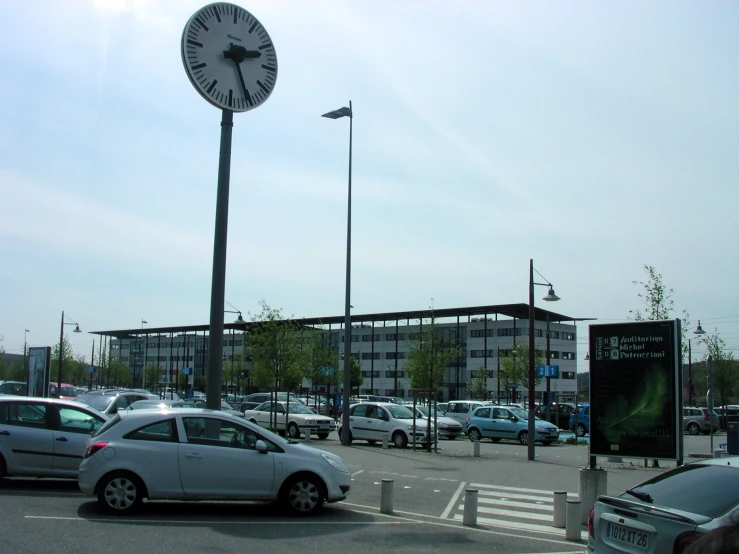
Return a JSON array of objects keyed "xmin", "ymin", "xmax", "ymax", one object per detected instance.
[
  {"xmin": 589, "ymin": 320, "xmax": 681, "ymax": 460},
  {"xmin": 27, "ymin": 346, "xmax": 51, "ymax": 398}
]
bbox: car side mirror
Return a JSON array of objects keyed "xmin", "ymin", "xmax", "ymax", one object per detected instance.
[
  {"xmin": 255, "ymin": 440, "xmax": 268, "ymax": 453},
  {"xmin": 511, "ymin": 416, "xmax": 518, "ymax": 422}
]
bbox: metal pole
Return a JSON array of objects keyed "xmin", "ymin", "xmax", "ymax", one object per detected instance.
[
  {"xmin": 528, "ymin": 259, "xmax": 536, "ymax": 461},
  {"xmin": 206, "ymin": 109, "xmax": 234, "ymax": 410},
  {"xmin": 688, "ymin": 339, "xmax": 693, "ymax": 406},
  {"xmin": 341, "ymin": 101, "xmax": 353, "ymax": 445},
  {"xmin": 23, "ymin": 329, "xmax": 29, "ymax": 384},
  {"xmin": 707, "ymin": 355, "xmax": 714, "ymax": 454},
  {"xmin": 545, "ymin": 314, "xmax": 551, "ymax": 421},
  {"xmin": 58, "ymin": 311, "xmax": 64, "ymax": 390}
]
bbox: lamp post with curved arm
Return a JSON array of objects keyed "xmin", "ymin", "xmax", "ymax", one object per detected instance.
[{"xmin": 58, "ymin": 311, "xmax": 81, "ymax": 391}]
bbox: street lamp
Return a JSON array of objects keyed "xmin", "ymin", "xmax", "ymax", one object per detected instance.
[
  {"xmin": 689, "ymin": 321, "xmax": 706, "ymax": 406},
  {"xmin": 58, "ymin": 311, "xmax": 81, "ymax": 391},
  {"xmin": 23, "ymin": 329, "xmax": 30, "ymax": 381},
  {"xmin": 323, "ymin": 102, "xmax": 353, "ymax": 446},
  {"xmin": 528, "ymin": 259, "xmax": 560, "ymax": 461}
]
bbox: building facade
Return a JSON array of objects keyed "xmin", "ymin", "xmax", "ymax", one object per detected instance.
[{"xmin": 98, "ymin": 303, "xmax": 583, "ymax": 403}]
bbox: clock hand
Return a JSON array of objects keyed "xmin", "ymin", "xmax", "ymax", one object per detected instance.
[
  {"xmin": 223, "ymin": 43, "xmax": 262, "ymax": 63},
  {"xmin": 234, "ymin": 62, "xmax": 249, "ymax": 102}
]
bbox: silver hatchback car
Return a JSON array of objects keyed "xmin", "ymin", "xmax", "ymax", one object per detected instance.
[{"xmin": 0, "ymin": 396, "xmax": 107, "ymax": 479}]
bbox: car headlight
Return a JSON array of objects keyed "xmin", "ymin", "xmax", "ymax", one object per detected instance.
[
  {"xmin": 321, "ymin": 452, "xmax": 349, "ymax": 473},
  {"xmin": 304, "ymin": 418, "xmax": 316, "ymax": 424},
  {"xmin": 536, "ymin": 426, "xmax": 547, "ymax": 433},
  {"xmin": 439, "ymin": 423, "xmax": 449, "ymax": 428}
]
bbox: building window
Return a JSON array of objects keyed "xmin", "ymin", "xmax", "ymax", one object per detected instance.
[
  {"xmin": 547, "ymin": 351, "xmax": 560, "ymax": 359},
  {"xmin": 385, "ymin": 371, "xmax": 405, "ymax": 378},
  {"xmin": 361, "ymin": 371, "xmax": 380, "ymax": 378},
  {"xmin": 470, "ymin": 350, "xmax": 495, "ymax": 358},
  {"xmin": 562, "ymin": 332, "xmax": 575, "ymax": 341},
  {"xmin": 386, "ymin": 352, "xmax": 406, "ymax": 360},
  {"xmin": 497, "ymin": 328, "xmax": 524, "ymax": 337},
  {"xmin": 470, "ymin": 329, "xmax": 495, "ymax": 338},
  {"xmin": 361, "ymin": 352, "xmax": 380, "ymax": 360},
  {"xmin": 561, "ymin": 371, "xmax": 575, "ymax": 379},
  {"xmin": 362, "ymin": 334, "xmax": 381, "ymax": 342},
  {"xmin": 561, "ymin": 352, "xmax": 576, "ymax": 360},
  {"xmin": 548, "ymin": 330, "xmax": 559, "ymax": 339},
  {"xmin": 385, "ymin": 333, "xmax": 406, "ymax": 341}
]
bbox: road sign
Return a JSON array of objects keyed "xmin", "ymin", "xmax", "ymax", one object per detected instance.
[
  {"xmin": 537, "ymin": 365, "xmax": 560, "ymax": 377},
  {"xmin": 182, "ymin": 367, "xmax": 192, "ymax": 375},
  {"xmin": 162, "ymin": 377, "xmax": 169, "ymax": 383},
  {"xmin": 88, "ymin": 365, "xmax": 95, "ymax": 374}
]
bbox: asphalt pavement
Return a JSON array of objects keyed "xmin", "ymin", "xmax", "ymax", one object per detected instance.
[{"xmin": 0, "ymin": 431, "xmax": 725, "ymax": 554}]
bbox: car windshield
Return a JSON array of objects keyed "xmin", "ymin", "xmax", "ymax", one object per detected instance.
[
  {"xmin": 76, "ymin": 394, "xmax": 112, "ymax": 411},
  {"xmin": 416, "ymin": 406, "xmax": 430, "ymax": 417},
  {"xmin": 59, "ymin": 386, "xmax": 79, "ymax": 397},
  {"xmin": 287, "ymin": 403, "xmax": 314, "ymax": 414},
  {"xmin": 509, "ymin": 408, "xmax": 528, "ymax": 419},
  {"xmin": 386, "ymin": 405, "xmax": 415, "ymax": 419},
  {"xmin": 622, "ymin": 463, "xmax": 739, "ymax": 518}
]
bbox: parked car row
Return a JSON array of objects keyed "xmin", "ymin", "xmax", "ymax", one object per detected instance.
[{"xmin": 0, "ymin": 395, "xmax": 351, "ymax": 517}]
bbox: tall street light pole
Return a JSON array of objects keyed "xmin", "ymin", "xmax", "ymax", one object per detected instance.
[
  {"xmin": 58, "ymin": 311, "xmax": 81, "ymax": 391},
  {"xmin": 23, "ymin": 329, "xmax": 30, "ymax": 382},
  {"xmin": 322, "ymin": 102, "xmax": 353, "ymax": 446},
  {"xmin": 690, "ymin": 321, "xmax": 706, "ymax": 406},
  {"xmin": 528, "ymin": 259, "xmax": 560, "ymax": 461}
]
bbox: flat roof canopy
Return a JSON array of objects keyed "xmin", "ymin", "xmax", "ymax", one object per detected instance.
[{"xmin": 91, "ymin": 303, "xmax": 594, "ymax": 340}]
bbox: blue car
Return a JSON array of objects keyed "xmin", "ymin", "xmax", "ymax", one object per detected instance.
[
  {"xmin": 465, "ymin": 405, "xmax": 560, "ymax": 445},
  {"xmin": 569, "ymin": 404, "xmax": 590, "ymax": 437}
]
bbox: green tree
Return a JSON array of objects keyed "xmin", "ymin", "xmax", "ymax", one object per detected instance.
[
  {"xmin": 468, "ymin": 366, "xmax": 489, "ymax": 400},
  {"xmin": 107, "ymin": 358, "xmax": 130, "ymax": 387},
  {"xmin": 302, "ymin": 331, "xmax": 339, "ymax": 395},
  {"xmin": 341, "ymin": 357, "xmax": 363, "ymax": 395},
  {"xmin": 144, "ymin": 364, "xmax": 160, "ymax": 390},
  {"xmin": 501, "ymin": 343, "xmax": 542, "ymax": 400},
  {"xmin": 405, "ymin": 311, "xmax": 461, "ymax": 397},
  {"xmin": 699, "ymin": 329, "xmax": 737, "ymax": 409},
  {"xmin": 247, "ymin": 301, "xmax": 305, "ymax": 430}
]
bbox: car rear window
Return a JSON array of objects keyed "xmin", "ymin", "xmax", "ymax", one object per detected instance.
[
  {"xmin": 76, "ymin": 394, "xmax": 112, "ymax": 411},
  {"xmin": 623, "ymin": 463, "xmax": 739, "ymax": 518},
  {"xmin": 92, "ymin": 413, "xmax": 121, "ymax": 437}
]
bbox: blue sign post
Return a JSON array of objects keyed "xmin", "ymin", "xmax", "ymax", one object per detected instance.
[{"xmin": 537, "ymin": 365, "xmax": 559, "ymax": 377}]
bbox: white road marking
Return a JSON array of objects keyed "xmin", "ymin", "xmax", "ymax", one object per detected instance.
[
  {"xmin": 351, "ymin": 469, "xmax": 364, "ymax": 477},
  {"xmin": 440, "ymin": 481, "xmax": 466, "ymax": 520}
]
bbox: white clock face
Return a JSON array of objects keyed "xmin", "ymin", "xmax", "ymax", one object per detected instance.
[{"xmin": 181, "ymin": 2, "xmax": 278, "ymax": 112}]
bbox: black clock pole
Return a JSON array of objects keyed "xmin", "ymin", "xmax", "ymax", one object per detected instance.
[{"xmin": 206, "ymin": 108, "xmax": 234, "ymax": 410}]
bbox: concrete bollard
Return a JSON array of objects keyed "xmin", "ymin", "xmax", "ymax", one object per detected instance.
[
  {"xmin": 579, "ymin": 468, "xmax": 607, "ymax": 524},
  {"xmin": 714, "ymin": 449, "xmax": 724, "ymax": 459},
  {"xmin": 304, "ymin": 430, "xmax": 311, "ymax": 442},
  {"xmin": 463, "ymin": 489, "xmax": 478, "ymax": 526},
  {"xmin": 473, "ymin": 440, "xmax": 481, "ymax": 457},
  {"xmin": 566, "ymin": 499, "xmax": 581, "ymax": 541},
  {"xmin": 382, "ymin": 433, "xmax": 389, "ymax": 449},
  {"xmin": 380, "ymin": 479, "xmax": 394, "ymax": 514},
  {"xmin": 552, "ymin": 491, "xmax": 567, "ymax": 528}
]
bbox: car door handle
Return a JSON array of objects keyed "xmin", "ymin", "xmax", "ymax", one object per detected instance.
[
  {"xmin": 185, "ymin": 453, "xmax": 202, "ymax": 459},
  {"xmin": 55, "ymin": 437, "xmax": 68, "ymax": 442},
  {"xmin": 0, "ymin": 430, "xmax": 9, "ymax": 436}
]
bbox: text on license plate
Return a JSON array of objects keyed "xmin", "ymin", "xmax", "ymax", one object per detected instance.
[
  {"xmin": 606, "ymin": 522, "xmax": 649, "ymax": 550},
  {"xmin": 318, "ymin": 425, "xmax": 329, "ymax": 430}
]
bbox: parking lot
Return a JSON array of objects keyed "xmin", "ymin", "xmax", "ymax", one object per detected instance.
[{"xmin": 1, "ymin": 431, "xmax": 723, "ymax": 554}]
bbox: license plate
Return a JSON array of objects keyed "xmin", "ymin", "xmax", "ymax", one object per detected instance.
[
  {"xmin": 606, "ymin": 522, "xmax": 649, "ymax": 550},
  {"xmin": 318, "ymin": 425, "xmax": 329, "ymax": 430}
]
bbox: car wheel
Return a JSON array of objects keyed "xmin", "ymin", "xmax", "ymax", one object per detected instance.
[
  {"xmin": 518, "ymin": 431, "xmax": 529, "ymax": 445},
  {"xmin": 97, "ymin": 471, "xmax": 144, "ymax": 515},
  {"xmin": 287, "ymin": 422, "xmax": 301, "ymax": 439},
  {"xmin": 392, "ymin": 431, "xmax": 408, "ymax": 449},
  {"xmin": 576, "ymin": 423, "xmax": 587, "ymax": 437},
  {"xmin": 280, "ymin": 473, "xmax": 326, "ymax": 516},
  {"xmin": 491, "ymin": 438, "xmax": 501, "ymax": 443},
  {"xmin": 317, "ymin": 433, "xmax": 329, "ymax": 440},
  {"xmin": 686, "ymin": 422, "xmax": 700, "ymax": 435},
  {"xmin": 337, "ymin": 427, "xmax": 352, "ymax": 444},
  {"xmin": 468, "ymin": 428, "xmax": 481, "ymax": 442},
  {"xmin": 249, "ymin": 418, "xmax": 258, "ymax": 425},
  {"xmin": 0, "ymin": 454, "xmax": 6, "ymax": 479}
]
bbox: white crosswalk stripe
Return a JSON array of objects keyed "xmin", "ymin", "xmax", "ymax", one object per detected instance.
[{"xmin": 450, "ymin": 483, "xmax": 588, "ymax": 540}]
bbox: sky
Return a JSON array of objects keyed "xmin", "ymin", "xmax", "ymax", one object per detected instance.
[{"xmin": 1, "ymin": 0, "xmax": 737, "ymax": 368}]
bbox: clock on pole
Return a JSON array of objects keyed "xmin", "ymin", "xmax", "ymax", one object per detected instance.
[{"xmin": 181, "ymin": 2, "xmax": 277, "ymax": 410}]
